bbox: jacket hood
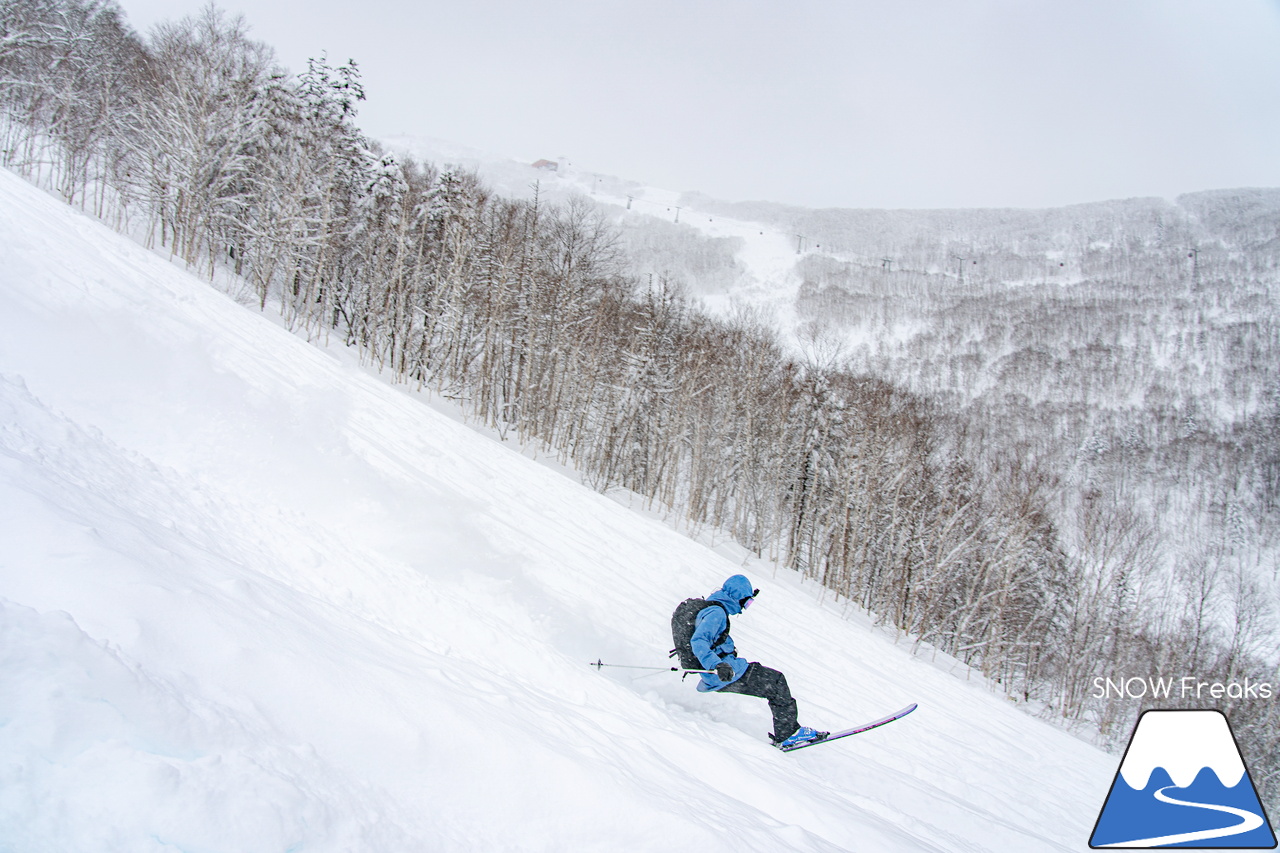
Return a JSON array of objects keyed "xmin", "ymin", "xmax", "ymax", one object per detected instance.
[{"xmin": 707, "ymin": 574, "xmax": 754, "ymax": 615}]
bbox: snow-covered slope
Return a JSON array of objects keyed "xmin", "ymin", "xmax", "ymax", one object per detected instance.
[{"xmin": 0, "ymin": 167, "xmax": 1116, "ymax": 851}]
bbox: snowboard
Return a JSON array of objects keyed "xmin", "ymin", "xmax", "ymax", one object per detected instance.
[{"xmin": 780, "ymin": 702, "xmax": 918, "ymax": 752}]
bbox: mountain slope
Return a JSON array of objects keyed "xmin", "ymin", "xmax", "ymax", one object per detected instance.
[{"xmin": 0, "ymin": 168, "xmax": 1115, "ymax": 851}]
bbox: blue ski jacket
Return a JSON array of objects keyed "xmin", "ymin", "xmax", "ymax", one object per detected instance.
[{"xmin": 692, "ymin": 574, "xmax": 754, "ymax": 692}]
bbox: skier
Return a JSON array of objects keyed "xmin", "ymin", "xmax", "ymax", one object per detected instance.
[{"xmin": 681, "ymin": 574, "xmax": 827, "ymax": 749}]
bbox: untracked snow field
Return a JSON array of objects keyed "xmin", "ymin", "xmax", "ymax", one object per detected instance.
[{"xmin": 0, "ymin": 168, "xmax": 1118, "ymax": 851}]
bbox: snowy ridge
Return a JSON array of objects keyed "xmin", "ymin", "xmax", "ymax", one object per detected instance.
[
  {"xmin": 0, "ymin": 167, "xmax": 1116, "ymax": 851},
  {"xmin": 1118, "ymin": 711, "xmax": 1247, "ymax": 790}
]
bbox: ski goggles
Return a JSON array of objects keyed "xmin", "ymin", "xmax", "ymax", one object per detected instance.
[{"xmin": 740, "ymin": 588, "xmax": 761, "ymax": 609}]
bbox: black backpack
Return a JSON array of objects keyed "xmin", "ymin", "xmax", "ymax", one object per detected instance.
[{"xmin": 669, "ymin": 598, "xmax": 730, "ymax": 670}]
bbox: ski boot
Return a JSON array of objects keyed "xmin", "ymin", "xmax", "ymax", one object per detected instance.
[{"xmin": 773, "ymin": 726, "xmax": 829, "ymax": 750}]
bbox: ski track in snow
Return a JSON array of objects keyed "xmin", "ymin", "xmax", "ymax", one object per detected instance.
[{"xmin": 0, "ymin": 168, "xmax": 1116, "ymax": 851}]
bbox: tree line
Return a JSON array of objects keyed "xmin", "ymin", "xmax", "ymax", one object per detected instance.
[{"xmin": 3, "ymin": 0, "xmax": 1275, "ymax": 805}]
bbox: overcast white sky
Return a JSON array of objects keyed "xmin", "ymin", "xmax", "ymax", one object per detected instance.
[{"xmin": 117, "ymin": 0, "xmax": 1280, "ymax": 210}]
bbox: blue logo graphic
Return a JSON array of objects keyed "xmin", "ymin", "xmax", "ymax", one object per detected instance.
[{"xmin": 1090, "ymin": 709, "xmax": 1276, "ymax": 848}]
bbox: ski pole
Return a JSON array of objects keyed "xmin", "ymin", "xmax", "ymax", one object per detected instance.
[{"xmin": 589, "ymin": 659, "xmax": 715, "ymax": 674}]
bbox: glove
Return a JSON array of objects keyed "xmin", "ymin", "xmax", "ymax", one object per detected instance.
[{"xmin": 715, "ymin": 662, "xmax": 735, "ymax": 682}]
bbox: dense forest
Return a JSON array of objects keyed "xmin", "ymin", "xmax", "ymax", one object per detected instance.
[{"xmin": 3, "ymin": 0, "xmax": 1276, "ymax": 803}]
